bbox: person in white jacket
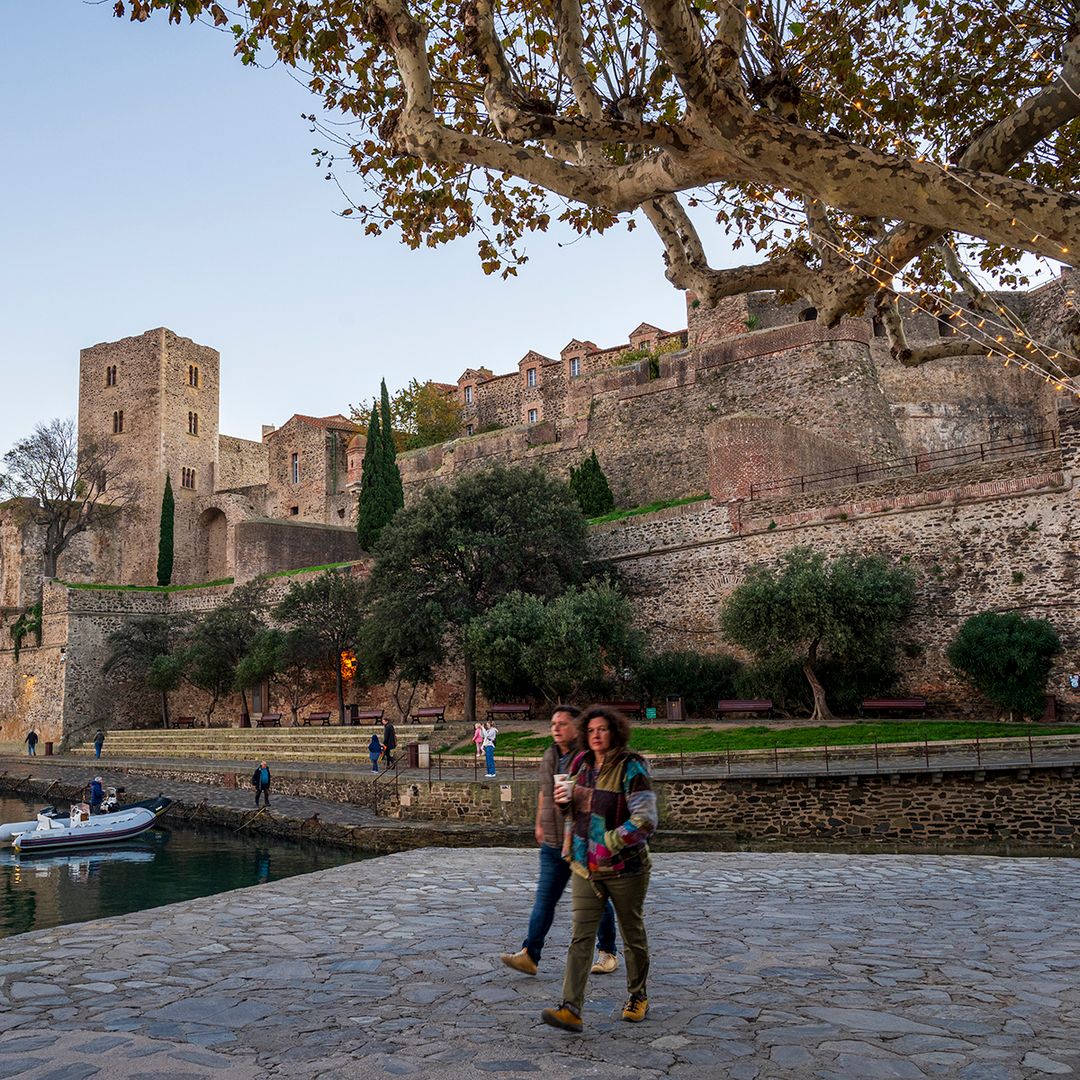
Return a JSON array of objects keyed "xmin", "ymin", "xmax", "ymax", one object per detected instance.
[{"xmin": 482, "ymin": 722, "xmax": 499, "ymax": 778}]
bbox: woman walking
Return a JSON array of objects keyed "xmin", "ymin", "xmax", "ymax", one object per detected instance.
[
  {"xmin": 368, "ymin": 732, "xmax": 383, "ymax": 773},
  {"xmin": 541, "ymin": 704, "xmax": 657, "ymax": 1034},
  {"xmin": 481, "ymin": 721, "xmax": 498, "ymax": 778}
]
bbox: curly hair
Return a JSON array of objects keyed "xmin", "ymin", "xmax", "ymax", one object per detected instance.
[{"xmin": 576, "ymin": 703, "xmax": 632, "ymax": 750}]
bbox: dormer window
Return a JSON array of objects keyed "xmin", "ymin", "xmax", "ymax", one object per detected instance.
[
  {"xmin": 526, "ymin": 367, "xmax": 537, "ymax": 388},
  {"xmin": 464, "ymin": 385, "xmax": 473, "ymax": 405},
  {"xmin": 569, "ymin": 357, "xmax": 581, "ymax": 377},
  {"xmin": 105, "ymin": 365, "xmax": 117, "ymax": 387},
  {"xmin": 112, "ymin": 410, "xmax": 124, "ymax": 434},
  {"xmin": 188, "ymin": 364, "xmax": 200, "ymax": 388},
  {"xmin": 188, "ymin": 411, "xmax": 199, "ymax": 436}
]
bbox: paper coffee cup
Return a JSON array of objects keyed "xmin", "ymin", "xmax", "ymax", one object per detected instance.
[{"xmin": 552, "ymin": 773, "xmax": 571, "ymax": 801}]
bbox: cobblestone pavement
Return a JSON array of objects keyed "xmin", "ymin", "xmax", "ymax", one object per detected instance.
[{"xmin": 1, "ymin": 849, "xmax": 1078, "ymax": 1079}]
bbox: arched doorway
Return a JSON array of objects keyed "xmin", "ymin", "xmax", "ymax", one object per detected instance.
[{"xmin": 198, "ymin": 508, "xmax": 229, "ymax": 581}]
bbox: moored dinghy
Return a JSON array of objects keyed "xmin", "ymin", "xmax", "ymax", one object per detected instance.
[{"xmin": 12, "ymin": 798, "xmax": 171, "ymax": 853}]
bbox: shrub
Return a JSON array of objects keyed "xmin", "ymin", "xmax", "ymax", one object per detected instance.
[
  {"xmin": 569, "ymin": 451, "xmax": 615, "ymax": 517},
  {"xmin": 947, "ymin": 611, "xmax": 1061, "ymax": 719},
  {"xmin": 635, "ymin": 650, "xmax": 741, "ymax": 717}
]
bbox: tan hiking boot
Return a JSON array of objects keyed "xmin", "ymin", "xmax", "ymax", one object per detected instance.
[
  {"xmin": 500, "ymin": 949, "xmax": 538, "ymax": 976},
  {"xmin": 590, "ymin": 950, "xmax": 618, "ymax": 974},
  {"xmin": 541, "ymin": 1003, "xmax": 583, "ymax": 1033},
  {"xmin": 621, "ymin": 995, "xmax": 649, "ymax": 1022}
]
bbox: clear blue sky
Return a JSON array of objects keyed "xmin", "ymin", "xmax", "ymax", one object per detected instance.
[{"xmin": 1, "ymin": 3, "xmax": 702, "ymax": 455}]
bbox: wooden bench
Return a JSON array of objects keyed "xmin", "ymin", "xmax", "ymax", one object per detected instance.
[
  {"xmin": 173, "ymin": 716, "xmax": 196, "ymax": 729},
  {"xmin": 409, "ymin": 706, "xmax": 446, "ymax": 724},
  {"xmin": 716, "ymin": 699, "xmax": 773, "ymax": 719},
  {"xmin": 255, "ymin": 713, "xmax": 282, "ymax": 727},
  {"xmin": 595, "ymin": 701, "xmax": 644, "ymax": 721},
  {"xmin": 860, "ymin": 697, "xmax": 928, "ymax": 717},
  {"xmin": 301, "ymin": 711, "xmax": 332, "ymax": 726},
  {"xmin": 487, "ymin": 703, "xmax": 531, "ymax": 722},
  {"xmin": 355, "ymin": 709, "xmax": 384, "ymax": 725}
]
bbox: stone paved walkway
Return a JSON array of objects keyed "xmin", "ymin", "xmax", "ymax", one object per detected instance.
[{"xmin": 1, "ymin": 849, "xmax": 1078, "ymax": 1079}]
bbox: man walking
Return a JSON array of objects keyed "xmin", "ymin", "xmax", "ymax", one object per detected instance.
[
  {"xmin": 382, "ymin": 718, "xmax": 397, "ymax": 768},
  {"xmin": 252, "ymin": 761, "xmax": 272, "ymax": 806},
  {"xmin": 499, "ymin": 705, "xmax": 618, "ymax": 977},
  {"xmin": 24, "ymin": 729, "xmax": 38, "ymax": 756},
  {"xmin": 93, "ymin": 729, "xmax": 106, "ymax": 759}
]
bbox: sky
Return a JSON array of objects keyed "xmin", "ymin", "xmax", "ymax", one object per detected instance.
[{"xmin": 0, "ymin": 3, "xmax": 703, "ymax": 456}]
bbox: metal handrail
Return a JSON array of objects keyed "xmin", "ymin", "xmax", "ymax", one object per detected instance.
[{"xmin": 748, "ymin": 429, "xmax": 1058, "ymax": 500}]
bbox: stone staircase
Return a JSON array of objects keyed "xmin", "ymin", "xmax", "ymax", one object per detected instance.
[{"xmin": 67, "ymin": 725, "xmax": 468, "ymax": 765}]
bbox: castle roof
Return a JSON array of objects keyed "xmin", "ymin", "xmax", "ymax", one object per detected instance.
[
  {"xmin": 629, "ymin": 322, "xmax": 668, "ymax": 337},
  {"xmin": 266, "ymin": 414, "xmax": 361, "ymax": 438},
  {"xmin": 561, "ymin": 339, "xmax": 599, "ymax": 354}
]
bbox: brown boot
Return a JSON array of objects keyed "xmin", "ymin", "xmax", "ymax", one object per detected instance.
[
  {"xmin": 541, "ymin": 1003, "xmax": 583, "ymax": 1033},
  {"xmin": 499, "ymin": 949, "xmax": 538, "ymax": 976}
]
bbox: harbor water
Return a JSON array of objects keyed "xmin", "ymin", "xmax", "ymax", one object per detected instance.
[{"xmin": 0, "ymin": 795, "xmax": 367, "ymax": 938}]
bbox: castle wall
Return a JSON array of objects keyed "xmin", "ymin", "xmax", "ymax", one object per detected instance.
[
  {"xmin": 217, "ymin": 435, "xmax": 269, "ymax": 490},
  {"xmin": 401, "ymin": 320, "xmax": 905, "ymax": 510},
  {"xmin": 589, "ymin": 410, "xmax": 1080, "ymax": 718},
  {"xmin": 233, "ymin": 519, "xmax": 362, "ymax": 582}
]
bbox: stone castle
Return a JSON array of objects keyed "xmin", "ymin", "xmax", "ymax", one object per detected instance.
[{"xmin": 1, "ymin": 273, "xmax": 1078, "ymax": 741}]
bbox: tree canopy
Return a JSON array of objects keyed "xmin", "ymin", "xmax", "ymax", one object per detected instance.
[
  {"xmin": 389, "ymin": 378, "xmax": 464, "ymax": 449},
  {"xmin": 103, "ymin": 615, "xmax": 186, "ymax": 728},
  {"xmin": 363, "ymin": 462, "xmax": 588, "ymax": 721},
  {"xmin": 720, "ymin": 547, "xmax": 915, "ymax": 721},
  {"xmin": 115, "ymin": 2, "xmax": 1078, "ymax": 383},
  {"xmin": 947, "ymin": 611, "xmax": 1062, "ymax": 719},
  {"xmin": 569, "ymin": 450, "xmax": 615, "ymax": 517}
]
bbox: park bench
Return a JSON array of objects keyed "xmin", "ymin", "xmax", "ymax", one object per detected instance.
[
  {"xmin": 173, "ymin": 716, "xmax": 196, "ymax": 729},
  {"xmin": 716, "ymin": 699, "xmax": 773, "ymax": 719},
  {"xmin": 301, "ymin": 711, "xmax": 332, "ymax": 726},
  {"xmin": 255, "ymin": 713, "xmax": 282, "ymax": 727},
  {"xmin": 410, "ymin": 705, "xmax": 446, "ymax": 724},
  {"xmin": 860, "ymin": 697, "xmax": 928, "ymax": 718},
  {"xmin": 595, "ymin": 701, "xmax": 644, "ymax": 721},
  {"xmin": 487, "ymin": 703, "xmax": 531, "ymax": 723},
  {"xmin": 355, "ymin": 709, "xmax": 384, "ymax": 725}
]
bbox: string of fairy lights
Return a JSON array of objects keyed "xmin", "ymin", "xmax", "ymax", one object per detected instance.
[{"xmin": 718, "ymin": 0, "xmax": 1080, "ymax": 396}]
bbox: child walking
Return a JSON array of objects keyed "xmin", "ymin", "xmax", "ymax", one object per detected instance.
[{"xmin": 368, "ymin": 732, "xmax": 383, "ymax": 773}]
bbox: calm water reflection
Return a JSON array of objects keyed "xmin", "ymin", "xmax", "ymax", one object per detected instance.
[{"xmin": 0, "ymin": 795, "xmax": 367, "ymax": 938}]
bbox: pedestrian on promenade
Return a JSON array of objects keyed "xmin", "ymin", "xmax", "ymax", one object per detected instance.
[
  {"xmin": 24, "ymin": 729, "xmax": 38, "ymax": 756},
  {"xmin": 472, "ymin": 722, "xmax": 484, "ymax": 760},
  {"xmin": 541, "ymin": 704, "xmax": 658, "ymax": 1034},
  {"xmin": 368, "ymin": 732, "xmax": 383, "ymax": 773},
  {"xmin": 500, "ymin": 705, "xmax": 619, "ymax": 978},
  {"xmin": 252, "ymin": 761, "xmax": 271, "ymax": 806},
  {"xmin": 88, "ymin": 776, "xmax": 105, "ymax": 814},
  {"xmin": 93, "ymin": 729, "xmax": 106, "ymax": 759},
  {"xmin": 382, "ymin": 719, "xmax": 397, "ymax": 768},
  {"xmin": 481, "ymin": 721, "xmax": 498, "ymax": 778}
]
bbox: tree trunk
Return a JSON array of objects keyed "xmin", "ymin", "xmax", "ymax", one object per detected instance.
[
  {"xmin": 43, "ymin": 550, "xmax": 58, "ymax": 579},
  {"xmin": 160, "ymin": 691, "xmax": 170, "ymax": 730},
  {"xmin": 464, "ymin": 656, "xmax": 477, "ymax": 725},
  {"xmin": 803, "ymin": 643, "xmax": 833, "ymax": 721},
  {"xmin": 336, "ymin": 668, "xmax": 346, "ymax": 726}
]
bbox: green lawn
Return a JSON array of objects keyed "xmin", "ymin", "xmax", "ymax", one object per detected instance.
[{"xmin": 449, "ymin": 722, "xmax": 1080, "ymax": 756}]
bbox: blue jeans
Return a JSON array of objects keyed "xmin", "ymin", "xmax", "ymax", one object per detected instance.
[
  {"xmin": 523, "ymin": 843, "xmax": 616, "ymax": 963},
  {"xmin": 27, "ymin": 745, "xmax": 35, "ymax": 756},
  {"xmin": 94, "ymin": 745, "xmax": 102, "ymax": 759},
  {"xmin": 484, "ymin": 745, "xmax": 495, "ymax": 774}
]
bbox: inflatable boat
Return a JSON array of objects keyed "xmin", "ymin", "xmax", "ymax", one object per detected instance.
[{"xmin": 4, "ymin": 796, "xmax": 171, "ymax": 853}]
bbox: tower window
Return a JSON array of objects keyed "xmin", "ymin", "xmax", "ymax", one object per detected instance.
[
  {"xmin": 181, "ymin": 467, "xmax": 196, "ymax": 490},
  {"xmin": 526, "ymin": 367, "xmax": 537, "ymax": 387},
  {"xmin": 291, "ymin": 452, "xmax": 300, "ymax": 485},
  {"xmin": 290, "ymin": 505, "xmax": 299, "ymax": 516},
  {"xmin": 466, "ymin": 423, "xmax": 474, "ymax": 437},
  {"xmin": 188, "ymin": 364, "xmax": 200, "ymax": 388},
  {"xmin": 105, "ymin": 365, "xmax": 117, "ymax": 387},
  {"xmin": 464, "ymin": 385, "xmax": 473, "ymax": 405},
  {"xmin": 527, "ymin": 408, "xmax": 538, "ymax": 424},
  {"xmin": 569, "ymin": 357, "xmax": 581, "ymax": 377},
  {"xmin": 112, "ymin": 410, "xmax": 124, "ymax": 434},
  {"xmin": 188, "ymin": 411, "xmax": 199, "ymax": 436}
]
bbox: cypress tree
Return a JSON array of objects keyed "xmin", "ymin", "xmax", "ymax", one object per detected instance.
[
  {"xmin": 357, "ymin": 404, "xmax": 385, "ymax": 551},
  {"xmin": 569, "ymin": 451, "xmax": 615, "ymax": 517},
  {"xmin": 156, "ymin": 472, "xmax": 175, "ymax": 586},
  {"xmin": 380, "ymin": 378, "xmax": 405, "ymax": 511}
]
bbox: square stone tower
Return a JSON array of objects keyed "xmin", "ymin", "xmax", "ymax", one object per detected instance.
[{"xmin": 78, "ymin": 328, "xmax": 220, "ymax": 585}]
